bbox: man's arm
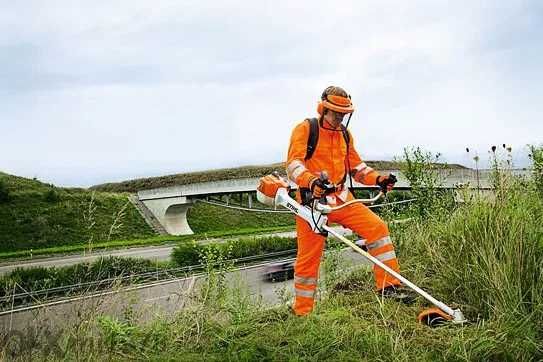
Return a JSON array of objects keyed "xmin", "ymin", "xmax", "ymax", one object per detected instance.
[
  {"xmin": 286, "ymin": 121, "xmax": 317, "ymax": 188},
  {"xmin": 346, "ymin": 131, "xmax": 380, "ymax": 185}
]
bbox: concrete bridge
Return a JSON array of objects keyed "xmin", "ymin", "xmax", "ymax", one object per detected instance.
[{"xmin": 133, "ymin": 168, "xmax": 530, "ymax": 236}]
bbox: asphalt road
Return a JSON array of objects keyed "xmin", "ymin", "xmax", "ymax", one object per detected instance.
[
  {"xmin": 0, "ymin": 247, "xmax": 369, "ymax": 334},
  {"xmin": 0, "ymin": 227, "xmax": 353, "ymax": 275}
]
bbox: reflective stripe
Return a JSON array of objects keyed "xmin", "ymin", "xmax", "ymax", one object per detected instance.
[
  {"xmin": 291, "ymin": 165, "xmax": 306, "ymax": 180},
  {"xmin": 354, "ymin": 162, "xmax": 368, "ymax": 171},
  {"xmin": 295, "ymin": 288, "xmax": 315, "ymax": 298},
  {"xmin": 287, "ymin": 160, "xmax": 304, "ymax": 173},
  {"xmin": 287, "ymin": 160, "xmax": 307, "ymax": 182},
  {"xmin": 294, "ymin": 275, "xmax": 317, "ymax": 285},
  {"xmin": 353, "ymin": 162, "xmax": 374, "ymax": 177},
  {"xmin": 367, "ymin": 236, "xmax": 392, "ymax": 251},
  {"xmin": 375, "ymin": 250, "xmax": 397, "ymax": 262}
]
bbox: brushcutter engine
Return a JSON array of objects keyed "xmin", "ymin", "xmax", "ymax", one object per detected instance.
[
  {"xmin": 256, "ymin": 172, "xmax": 290, "ymax": 207},
  {"xmin": 256, "ymin": 172, "xmax": 328, "ymax": 234}
]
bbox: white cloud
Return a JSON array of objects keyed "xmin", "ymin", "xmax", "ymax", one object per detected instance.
[{"xmin": 1, "ymin": 1, "xmax": 542, "ymax": 186}]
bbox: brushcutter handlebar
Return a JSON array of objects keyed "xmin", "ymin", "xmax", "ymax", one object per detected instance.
[
  {"xmin": 314, "ymin": 192, "xmax": 384, "ymax": 214},
  {"xmin": 313, "ymin": 171, "xmax": 386, "ymax": 214}
]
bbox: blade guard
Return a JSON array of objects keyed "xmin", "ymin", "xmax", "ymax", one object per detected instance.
[
  {"xmin": 417, "ymin": 307, "xmax": 466, "ymax": 327},
  {"xmin": 256, "ymin": 173, "xmax": 290, "ymax": 207}
]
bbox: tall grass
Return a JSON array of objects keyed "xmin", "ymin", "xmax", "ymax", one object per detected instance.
[
  {"xmin": 394, "ymin": 158, "xmax": 543, "ymax": 359},
  {"xmin": 529, "ymin": 144, "xmax": 543, "ymax": 196}
]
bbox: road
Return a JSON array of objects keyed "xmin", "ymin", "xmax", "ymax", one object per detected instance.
[
  {"xmin": 0, "ymin": 227, "xmax": 353, "ymax": 275},
  {"xmin": 0, "ymin": 247, "xmax": 369, "ymax": 334}
]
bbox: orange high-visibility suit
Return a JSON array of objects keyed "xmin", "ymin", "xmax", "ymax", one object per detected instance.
[{"xmin": 286, "ymin": 119, "xmax": 401, "ymax": 316}]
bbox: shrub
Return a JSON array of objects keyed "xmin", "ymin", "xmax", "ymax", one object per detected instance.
[
  {"xmin": 398, "ymin": 146, "xmax": 454, "ymax": 218},
  {"xmin": 0, "ymin": 256, "xmax": 161, "ymax": 306},
  {"xmin": 43, "ymin": 188, "xmax": 61, "ymax": 202},
  {"xmin": 171, "ymin": 236, "xmax": 297, "ymax": 267},
  {"xmin": 0, "ymin": 180, "xmax": 9, "ymax": 203}
]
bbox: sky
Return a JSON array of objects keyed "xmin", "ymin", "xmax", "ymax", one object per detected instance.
[{"xmin": 1, "ymin": 1, "xmax": 542, "ymax": 187}]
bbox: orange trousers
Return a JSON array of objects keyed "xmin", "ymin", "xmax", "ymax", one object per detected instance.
[{"xmin": 293, "ymin": 201, "xmax": 401, "ymax": 316}]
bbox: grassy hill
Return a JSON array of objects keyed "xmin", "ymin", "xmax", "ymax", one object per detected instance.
[
  {"xmin": 90, "ymin": 161, "xmax": 467, "ymax": 193},
  {"xmin": 0, "ymin": 172, "xmax": 154, "ymax": 253}
]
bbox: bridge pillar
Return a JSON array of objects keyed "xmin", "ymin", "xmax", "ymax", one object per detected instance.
[
  {"xmin": 139, "ymin": 196, "xmax": 194, "ymax": 235},
  {"xmin": 164, "ymin": 203, "xmax": 194, "ymax": 235}
]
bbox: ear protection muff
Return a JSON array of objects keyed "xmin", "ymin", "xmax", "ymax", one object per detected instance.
[
  {"xmin": 317, "ymin": 87, "xmax": 354, "ymax": 115},
  {"xmin": 317, "ymin": 101, "xmax": 325, "ymax": 116}
]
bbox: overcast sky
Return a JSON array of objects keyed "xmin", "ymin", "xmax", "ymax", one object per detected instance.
[{"xmin": 1, "ymin": 1, "xmax": 542, "ymax": 187}]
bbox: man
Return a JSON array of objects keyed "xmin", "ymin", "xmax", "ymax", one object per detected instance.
[{"xmin": 286, "ymin": 85, "xmax": 410, "ymax": 316}]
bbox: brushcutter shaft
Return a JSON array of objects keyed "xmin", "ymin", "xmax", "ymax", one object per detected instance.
[{"xmin": 322, "ymin": 225, "xmax": 456, "ymax": 318}]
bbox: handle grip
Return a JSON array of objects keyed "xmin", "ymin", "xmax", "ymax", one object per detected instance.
[
  {"xmin": 379, "ymin": 173, "xmax": 398, "ymax": 194},
  {"xmin": 318, "ymin": 171, "xmax": 335, "ymax": 204}
]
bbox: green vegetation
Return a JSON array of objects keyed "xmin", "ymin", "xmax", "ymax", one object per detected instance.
[
  {"xmin": 188, "ymin": 200, "xmax": 294, "ymax": 233},
  {"xmin": 172, "ymin": 236, "xmax": 297, "ymax": 266},
  {"xmin": 0, "ymin": 172, "xmax": 154, "ymax": 253},
  {"xmin": 0, "ymin": 225, "xmax": 295, "ymax": 260},
  {"xmin": 15, "ymin": 150, "xmax": 540, "ymax": 361},
  {"xmin": 90, "ymin": 161, "xmax": 467, "ymax": 193},
  {"xmin": 91, "ymin": 163, "xmax": 287, "ymax": 193},
  {"xmin": 398, "ymin": 147, "xmax": 455, "ymax": 217},
  {"xmin": 0, "ymin": 256, "xmax": 169, "ymax": 308},
  {"xmin": 529, "ymin": 144, "xmax": 543, "ymax": 196},
  {"xmin": 0, "ymin": 179, "xmax": 10, "ymax": 203}
]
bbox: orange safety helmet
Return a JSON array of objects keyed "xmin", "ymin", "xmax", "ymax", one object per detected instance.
[{"xmin": 317, "ymin": 86, "xmax": 355, "ymax": 115}]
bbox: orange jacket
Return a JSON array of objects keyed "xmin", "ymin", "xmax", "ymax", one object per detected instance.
[{"xmin": 286, "ymin": 119, "xmax": 379, "ymax": 202}]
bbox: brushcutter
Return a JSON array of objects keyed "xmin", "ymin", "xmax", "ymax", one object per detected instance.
[{"xmin": 256, "ymin": 172, "xmax": 466, "ymax": 327}]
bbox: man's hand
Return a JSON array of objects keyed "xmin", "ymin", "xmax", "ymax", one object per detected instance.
[
  {"xmin": 376, "ymin": 174, "xmax": 397, "ymax": 193},
  {"xmin": 309, "ymin": 177, "xmax": 327, "ymax": 199}
]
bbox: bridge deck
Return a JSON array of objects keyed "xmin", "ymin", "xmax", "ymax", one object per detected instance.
[{"xmin": 138, "ymin": 169, "xmax": 530, "ymax": 201}]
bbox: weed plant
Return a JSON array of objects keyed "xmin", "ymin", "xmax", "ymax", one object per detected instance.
[
  {"xmin": 529, "ymin": 144, "xmax": 543, "ymax": 196},
  {"xmin": 398, "ymin": 147, "xmax": 456, "ymax": 219}
]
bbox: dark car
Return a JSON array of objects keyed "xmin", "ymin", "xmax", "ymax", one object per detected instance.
[{"xmin": 263, "ymin": 261, "xmax": 295, "ymax": 282}]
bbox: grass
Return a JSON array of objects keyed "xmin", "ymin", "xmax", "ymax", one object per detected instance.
[
  {"xmin": 0, "ymin": 172, "xmax": 155, "ymax": 253},
  {"xmin": 188, "ymin": 199, "xmax": 294, "ymax": 233}
]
